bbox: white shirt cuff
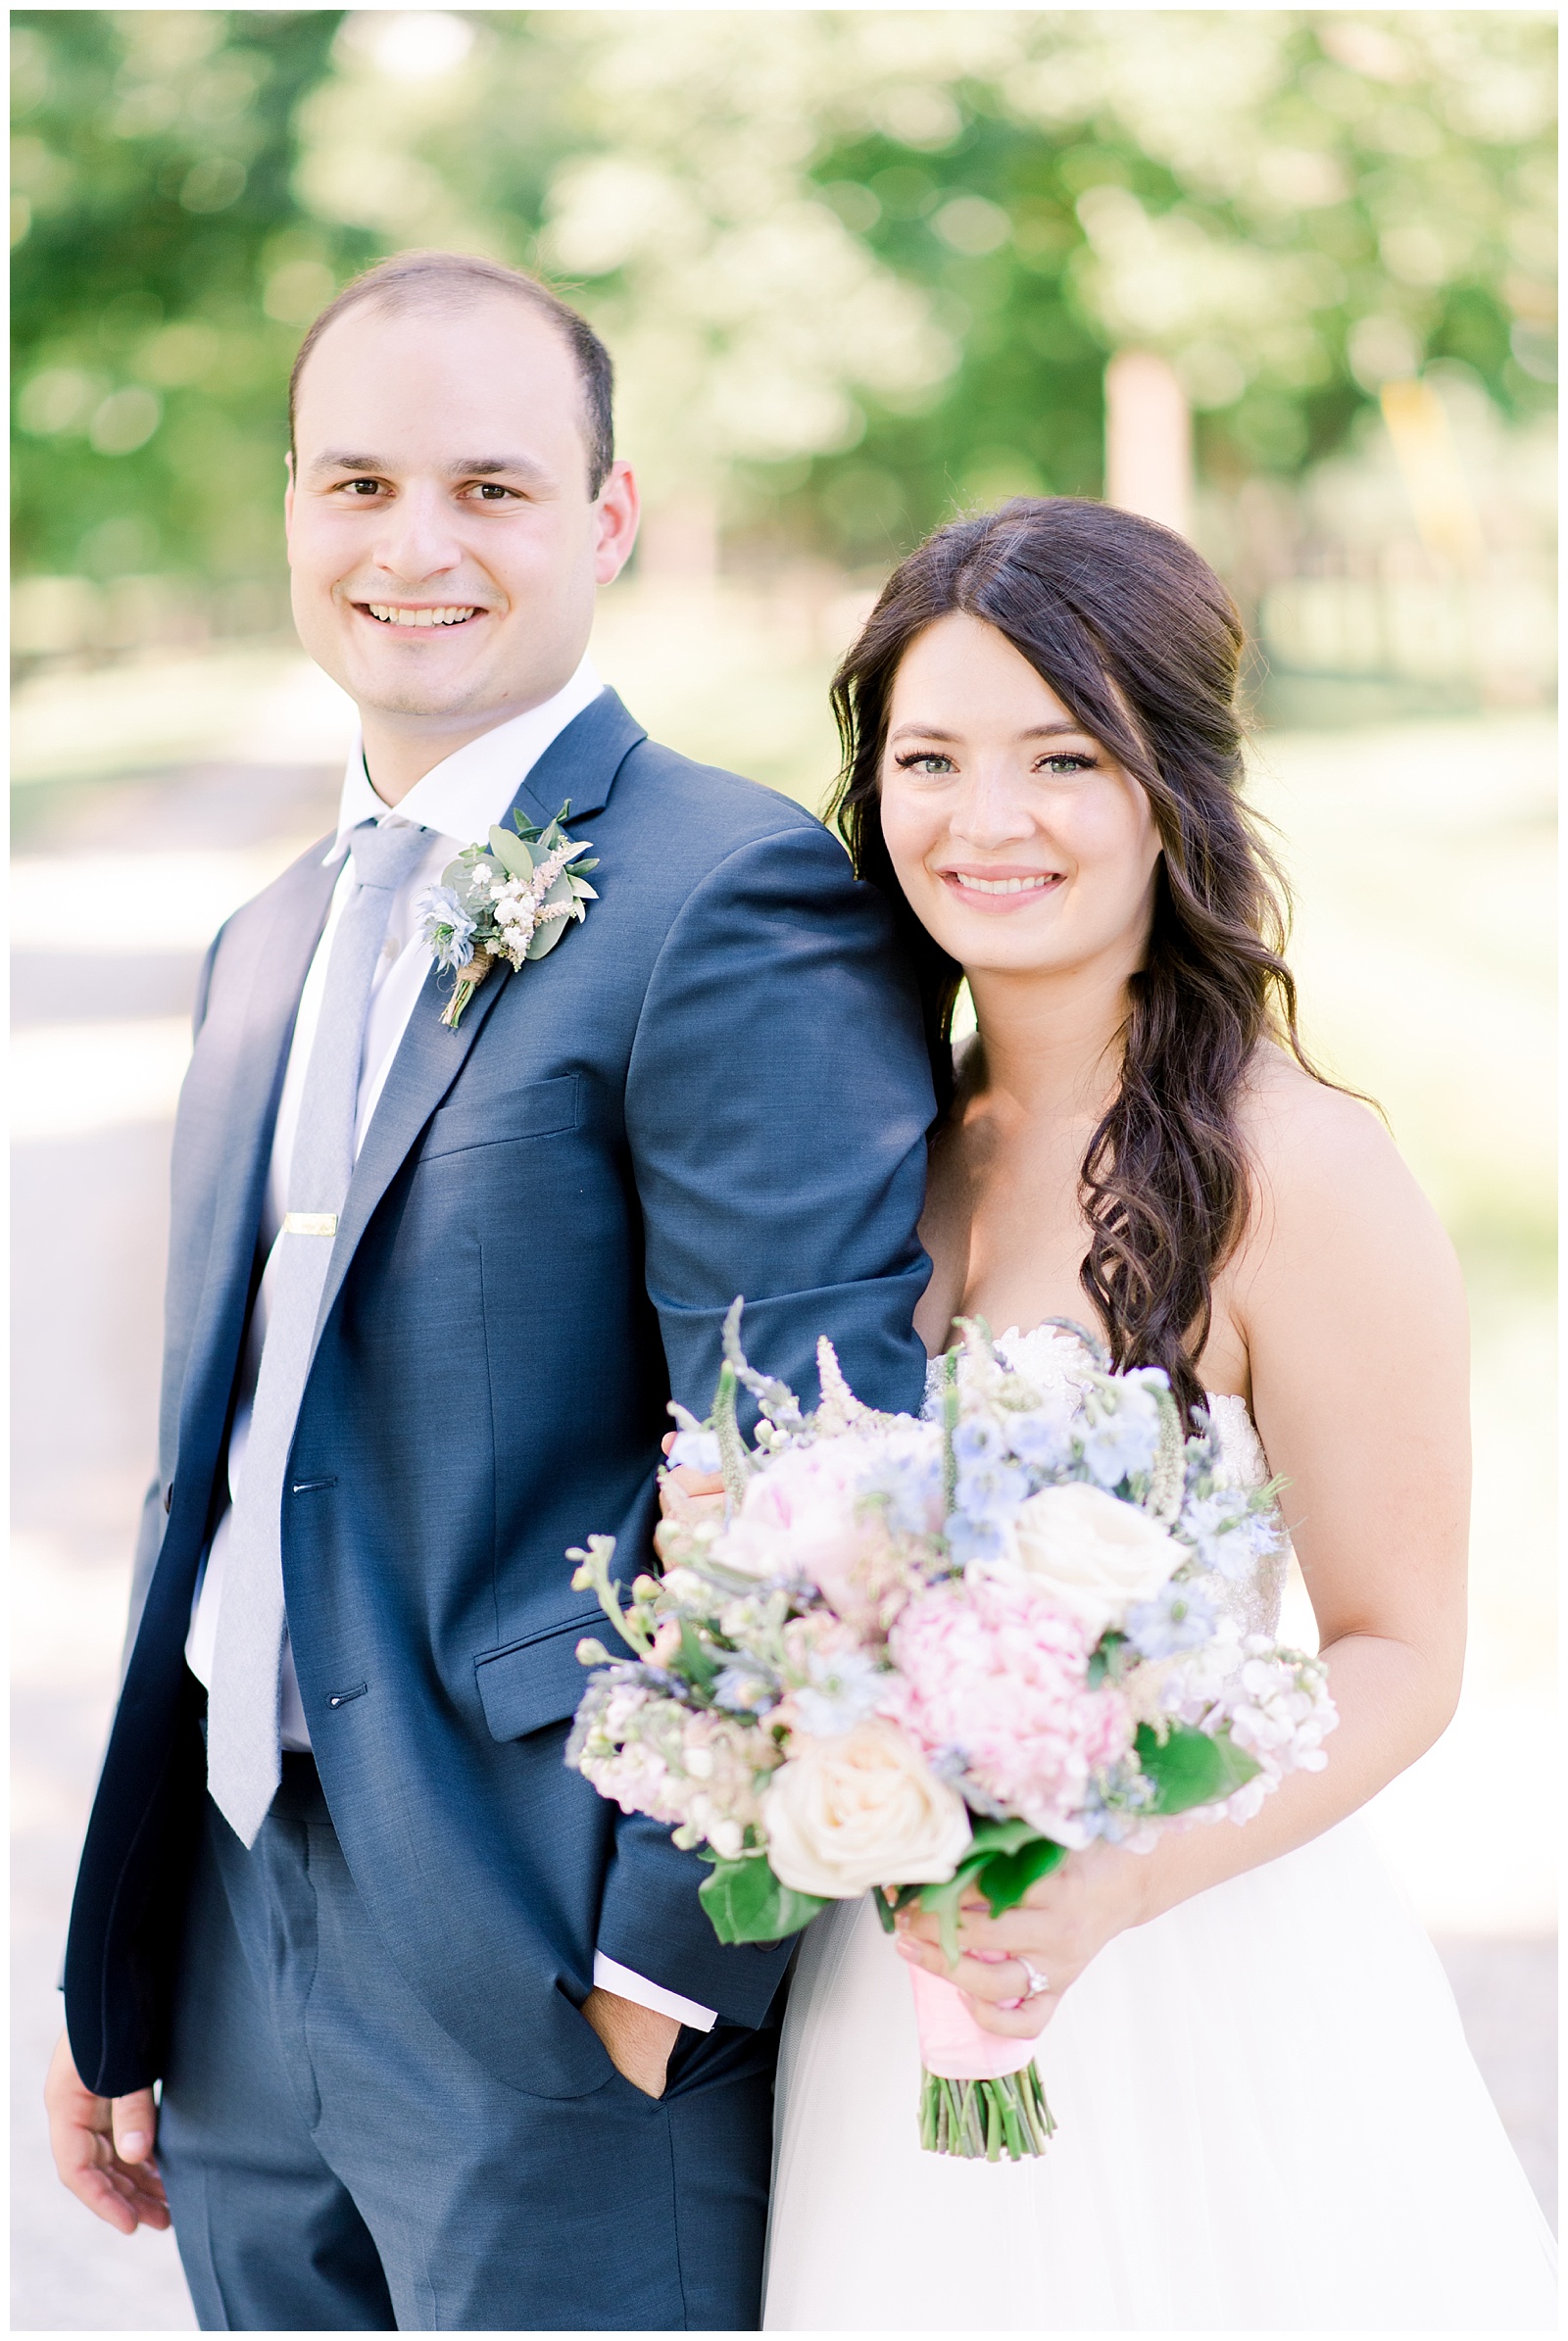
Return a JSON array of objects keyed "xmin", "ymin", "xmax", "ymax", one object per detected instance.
[{"xmin": 592, "ymin": 1951, "xmax": 716, "ymax": 2032}]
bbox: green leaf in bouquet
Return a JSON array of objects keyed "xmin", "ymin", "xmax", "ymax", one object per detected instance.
[
  {"xmin": 975, "ymin": 1833, "xmax": 1067, "ymax": 1917},
  {"xmin": 524, "ymin": 862, "xmax": 586, "ymax": 959},
  {"xmin": 1135, "ymin": 1721, "xmax": 1259, "ymax": 1815},
  {"xmin": 514, "ymin": 799, "xmax": 574, "ymax": 846},
  {"xmin": 872, "ymin": 1882, "xmax": 923, "ymax": 1936},
  {"xmin": 487, "ymin": 824, "xmax": 537, "ymax": 880},
  {"xmin": 677, "ymin": 1618, "xmax": 719, "ymax": 1691},
  {"xmin": 699, "ymin": 1856, "xmax": 826, "ymax": 1943},
  {"xmin": 964, "ymin": 1816, "xmax": 1041, "ymax": 1860},
  {"xmin": 909, "ymin": 1817, "xmax": 1040, "ymax": 1961},
  {"xmin": 523, "ymin": 909, "xmax": 569, "ymax": 959}
]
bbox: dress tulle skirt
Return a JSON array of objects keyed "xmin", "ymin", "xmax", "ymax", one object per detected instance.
[{"xmin": 762, "ymin": 1819, "xmax": 1556, "ymax": 2331}]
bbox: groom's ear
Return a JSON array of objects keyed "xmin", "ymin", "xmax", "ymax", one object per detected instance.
[
  {"xmin": 593, "ymin": 458, "xmax": 640, "ymax": 587},
  {"xmin": 283, "ymin": 448, "xmax": 296, "ymax": 533}
]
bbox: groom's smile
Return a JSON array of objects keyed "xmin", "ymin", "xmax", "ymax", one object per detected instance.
[{"xmin": 361, "ymin": 601, "xmax": 481, "ymax": 627}]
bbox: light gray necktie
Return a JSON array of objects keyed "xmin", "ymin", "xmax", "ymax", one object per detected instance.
[{"xmin": 207, "ymin": 816, "xmax": 430, "ymax": 1845}]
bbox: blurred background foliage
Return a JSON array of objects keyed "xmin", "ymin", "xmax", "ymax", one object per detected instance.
[{"xmin": 11, "ymin": 7, "xmax": 1557, "ymax": 694}]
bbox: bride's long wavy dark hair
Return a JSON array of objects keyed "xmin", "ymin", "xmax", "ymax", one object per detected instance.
[{"xmin": 830, "ymin": 496, "xmax": 1330, "ymax": 1421}]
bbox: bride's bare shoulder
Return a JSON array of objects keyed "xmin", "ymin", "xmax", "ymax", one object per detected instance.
[
  {"xmin": 1238, "ymin": 1042, "xmax": 1390, "ymax": 1175},
  {"xmin": 1231, "ymin": 1043, "xmax": 1461, "ymax": 1302}
]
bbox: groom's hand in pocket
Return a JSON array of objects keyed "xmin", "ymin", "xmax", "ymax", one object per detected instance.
[{"xmin": 582, "ymin": 1988, "xmax": 681, "ymax": 2098}]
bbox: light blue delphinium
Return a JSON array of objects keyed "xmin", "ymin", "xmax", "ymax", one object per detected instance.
[
  {"xmin": 953, "ymin": 1414, "xmax": 1009, "ymax": 1466},
  {"xmin": 1005, "ymin": 1407, "xmax": 1075, "ymax": 1475},
  {"xmin": 954, "ymin": 1456, "xmax": 1031, "ymax": 1522},
  {"xmin": 946, "ymin": 1511, "xmax": 1005, "ymax": 1565},
  {"xmin": 856, "ymin": 1444, "xmax": 944, "ymax": 1537},
  {"xmin": 1081, "ymin": 1383, "xmax": 1161, "ymax": 1488},
  {"xmin": 1124, "ymin": 1578, "xmax": 1217, "ymax": 1659},
  {"xmin": 1182, "ymin": 1492, "xmax": 1279, "ymax": 1581}
]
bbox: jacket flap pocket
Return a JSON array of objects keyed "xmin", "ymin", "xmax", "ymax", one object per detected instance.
[
  {"xmin": 421, "ymin": 1073, "xmax": 580, "ymax": 1162},
  {"xmin": 474, "ymin": 1610, "xmax": 610, "ymax": 1742}
]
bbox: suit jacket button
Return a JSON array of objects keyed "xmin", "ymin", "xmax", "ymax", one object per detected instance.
[{"xmin": 164, "ymin": 1484, "xmax": 173, "ymax": 1513}]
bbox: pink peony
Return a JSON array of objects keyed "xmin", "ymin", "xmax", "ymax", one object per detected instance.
[
  {"xmin": 717, "ymin": 1431, "xmax": 939, "ymax": 1633},
  {"xmin": 888, "ymin": 1574, "xmax": 1133, "ymax": 1838}
]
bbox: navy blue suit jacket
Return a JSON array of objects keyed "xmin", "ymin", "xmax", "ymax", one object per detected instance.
[{"xmin": 65, "ymin": 691, "xmax": 935, "ymax": 2099}]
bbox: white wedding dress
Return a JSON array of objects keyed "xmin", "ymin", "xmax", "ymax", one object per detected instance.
[{"xmin": 763, "ymin": 1330, "xmax": 1557, "ymax": 2332}]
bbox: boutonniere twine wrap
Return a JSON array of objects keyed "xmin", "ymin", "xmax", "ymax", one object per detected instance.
[{"xmin": 417, "ymin": 804, "xmax": 599, "ymax": 1030}]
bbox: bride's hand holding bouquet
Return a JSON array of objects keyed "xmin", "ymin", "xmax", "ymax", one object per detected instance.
[{"xmin": 890, "ymin": 1833, "xmax": 1155, "ymax": 2036}]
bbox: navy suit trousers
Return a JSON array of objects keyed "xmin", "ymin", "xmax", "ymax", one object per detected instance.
[{"xmin": 158, "ymin": 1758, "xmax": 778, "ymax": 2331}]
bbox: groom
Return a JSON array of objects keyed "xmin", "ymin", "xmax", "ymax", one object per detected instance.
[{"xmin": 45, "ymin": 251, "xmax": 935, "ymax": 2330}]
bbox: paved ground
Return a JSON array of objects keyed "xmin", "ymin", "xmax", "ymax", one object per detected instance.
[{"xmin": 11, "ymin": 720, "xmax": 1556, "ymax": 2329}]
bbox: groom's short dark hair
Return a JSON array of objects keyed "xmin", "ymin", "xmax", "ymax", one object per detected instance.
[{"xmin": 288, "ymin": 250, "xmax": 615, "ymax": 495}]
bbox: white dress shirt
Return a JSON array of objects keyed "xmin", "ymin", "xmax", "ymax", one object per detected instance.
[{"xmin": 184, "ymin": 654, "xmax": 715, "ymax": 2032}]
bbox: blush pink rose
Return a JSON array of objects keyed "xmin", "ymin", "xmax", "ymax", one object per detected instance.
[{"xmin": 718, "ymin": 1432, "xmax": 939, "ymax": 1632}]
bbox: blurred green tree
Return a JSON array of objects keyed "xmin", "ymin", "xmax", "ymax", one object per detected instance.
[
  {"xmin": 795, "ymin": 10, "xmax": 1557, "ymax": 559},
  {"xmin": 10, "ymin": 9, "xmax": 1556, "ymax": 598},
  {"xmin": 502, "ymin": 12, "xmax": 1556, "ymax": 560},
  {"xmin": 11, "ymin": 8, "xmax": 363, "ymax": 605}
]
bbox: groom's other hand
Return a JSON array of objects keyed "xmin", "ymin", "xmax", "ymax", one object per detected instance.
[
  {"xmin": 45, "ymin": 2028, "xmax": 172, "ymax": 2233},
  {"xmin": 581, "ymin": 1988, "xmax": 681, "ymax": 2098},
  {"xmin": 656, "ymin": 1434, "xmax": 725, "ymax": 1551}
]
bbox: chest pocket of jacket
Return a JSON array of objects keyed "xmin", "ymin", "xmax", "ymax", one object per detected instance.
[
  {"xmin": 474, "ymin": 1609, "xmax": 609, "ymax": 1741},
  {"xmin": 420, "ymin": 1073, "xmax": 580, "ymax": 1162}
]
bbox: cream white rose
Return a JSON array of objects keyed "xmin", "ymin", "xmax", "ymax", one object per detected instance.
[
  {"xmin": 761, "ymin": 1717, "xmax": 972, "ymax": 1899},
  {"xmin": 999, "ymin": 1481, "xmax": 1182, "ymax": 1639}
]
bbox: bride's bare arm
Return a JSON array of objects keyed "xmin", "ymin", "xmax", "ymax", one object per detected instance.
[{"xmin": 898, "ymin": 1059, "xmax": 1471, "ymax": 2032}]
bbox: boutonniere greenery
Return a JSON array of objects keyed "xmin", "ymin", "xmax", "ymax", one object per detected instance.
[{"xmin": 417, "ymin": 803, "xmax": 599, "ymax": 1030}]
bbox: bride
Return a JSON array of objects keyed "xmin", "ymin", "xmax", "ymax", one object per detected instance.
[{"xmin": 674, "ymin": 498, "xmax": 1555, "ymax": 2330}]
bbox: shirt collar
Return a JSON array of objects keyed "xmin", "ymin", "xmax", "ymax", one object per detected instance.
[{"xmin": 326, "ymin": 654, "xmax": 604, "ymax": 863}]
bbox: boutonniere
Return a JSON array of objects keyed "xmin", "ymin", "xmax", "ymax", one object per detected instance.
[{"xmin": 417, "ymin": 803, "xmax": 599, "ymax": 1030}]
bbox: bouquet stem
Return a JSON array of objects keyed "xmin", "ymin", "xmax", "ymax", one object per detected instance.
[
  {"xmin": 906, "ymin": 1959, "xmax": 1056, "ymax": 2161},
  {"xmin": 919, "ymin": 2063, "xmax": 1056, "ymax": 2161}
]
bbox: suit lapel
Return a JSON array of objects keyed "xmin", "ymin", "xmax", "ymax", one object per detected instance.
[
  {"xmin": 172, "ymin": 845, "xmax": 339, "ymax": 1486},
  {"xmin": 311, "ymin": 688, "xmax": 648, "ymax": 1347},
  {"xmin": 497, "ymin": 684, "xmax": 647, "ymax": 832}
]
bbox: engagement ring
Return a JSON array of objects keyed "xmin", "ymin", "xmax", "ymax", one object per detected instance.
[{"xmin": 1017, "ymin": 1956, "xmax": 1051, "ymax": 1999}]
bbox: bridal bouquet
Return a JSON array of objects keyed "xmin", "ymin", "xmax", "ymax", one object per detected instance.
[{"xmin": 566, "ymin": 1307, "xmax": 1335, "ymax": 2162}]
